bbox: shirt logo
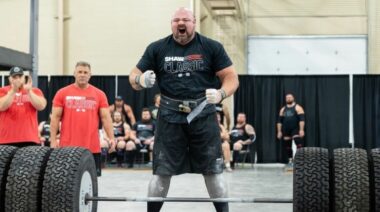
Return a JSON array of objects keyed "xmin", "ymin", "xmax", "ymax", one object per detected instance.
[
  {"xmin": 164, "ymin": 54, "xmax": 204, "ymax": 77},
  {"xmin": 65, "ymin": 96, "xmax": 97, "ymax": 112}
]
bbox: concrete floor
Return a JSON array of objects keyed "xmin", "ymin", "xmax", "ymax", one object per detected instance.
[{"xmin": 97, "ymin": 164, "xmax": 293, "ymax": 212}]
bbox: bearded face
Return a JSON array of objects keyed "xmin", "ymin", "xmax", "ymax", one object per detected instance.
[
  {"xmin": 286, "ymin": 95, "xmax": 295, "ymax": 104},
  {"xmin": 171, "ymin": 8, "xmax": 196, "ymax": 45}
]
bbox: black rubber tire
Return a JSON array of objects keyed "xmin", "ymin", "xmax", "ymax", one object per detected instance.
[
  {"xmin": 293, "ymin": 147, "xmax": 330, "ymax": 212},
  {"xmin": 5, "ymin": 146, "xmax": 51, "ymax": 212},
  {"xmin": 369, "ymin": 148, "xmax": 380, "ymax": 211},
  {"xmin": 0, "ymin": 145, "xmax": 18, "ymax": 212},
  {"xmin": 333, "ymin": 148, "xmax": 370, "ymax": 211},
  {"xmin": 42, "ymin": 147, "xmax": 98, "ymax": 212}
]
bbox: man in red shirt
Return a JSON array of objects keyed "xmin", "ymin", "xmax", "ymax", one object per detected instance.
[
  {"xmin": 0, "ymin": 66, "xmax": 47, "ymax": 146},
  {"xmin": 50, "ymin": 61, "xmax": 116, "ymax": 176}
]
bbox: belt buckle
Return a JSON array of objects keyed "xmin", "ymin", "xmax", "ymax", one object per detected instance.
[
  {"xmin": 179, "ymin": 104, "xmax": 191, "ymax": 113},
  {"xmin": 179, "ymin": 101, "xmax": 197, "ymax": 113}
]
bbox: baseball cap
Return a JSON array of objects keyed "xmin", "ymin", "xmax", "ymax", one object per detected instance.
[
  {"xmin": 115, "ymin": 96, "xmax": 123, "ymax": 100},
  {"xmin": 9, "ymin": 66, "xmax": 24, "ymax": 76}
]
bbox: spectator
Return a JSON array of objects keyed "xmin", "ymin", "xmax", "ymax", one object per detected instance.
[
  {"xmin": 0, "ymin": 66, "xmax": 47, "ymax": 147},
  {"xmin": 217, "ymin": 113, "xmax": 232, "ymax": 172},
  {"xmin": 276, "ymin": 93, "xmax": 305, "ymax": 169},
  {"xmin": 230, "ymin": 113, "xmax": 256, "ymax": 169},
  {"xmin": 109, "ymin": 96, "xmax": 136, "ymax": 126},
  {"xmin": 149, "ymin": 93, "xmax": 160, "ymax": 120},
  {"xmin": 50, "ymin": 61, "xmax": 116, "ymax": 177},
  {"xmin": 103, "ymin": 111, "xmax": 132, "ymax": 167},
  {"xmin": 130, "ymin": 108, "xmax": 156, "ymax": 165},
  {"xmin": 38, "ymin": 112, "xmax": 61, "ymax": 147}
]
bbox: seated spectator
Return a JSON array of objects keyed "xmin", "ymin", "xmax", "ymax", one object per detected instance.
[
  {"xmin": 217, "ymin": 113, "xmax": 232, "ymax": 172},
  {"xmin": 109, "ymin": 95, "xmax": 136, "ymax": 126},
  {"xmin": 230, "ymin": 112, "xmax": 256, "ymax": 169},
  {"xmin": 149, "ymin": 93, "xmax": 160, "ymax": 120},
  {"xmin": 103, "ymin": 111, "xmax": 132, "ymax": 167},
  {"xmin": 130, "ymin": 108, "xmax": 156, "ymax": 166}
]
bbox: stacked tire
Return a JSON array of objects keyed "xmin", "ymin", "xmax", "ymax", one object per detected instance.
[
  {"xmin": 0, "ymin": 146, "xmax": 97, "ymax": 212},
  {"xmin": 294, "ymin": 147, "xmax": 373, "ymax": 211}
]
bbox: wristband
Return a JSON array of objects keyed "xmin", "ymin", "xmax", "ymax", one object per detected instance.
[
  {"xmin": 135, "ymin": 75, "xmax": 141, "ymax": 86},
  {"xmin": 219, "ymin": 89, "xmax": 227, "ymax": 100}
]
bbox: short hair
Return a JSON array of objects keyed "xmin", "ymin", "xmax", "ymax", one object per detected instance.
[
  {"xmin": 75, "ymin": 61, "xmax": 91, "ymax": 70},
  {"xmin": 142, "ymin": 108, "xmax": 150, "ymax": 113}
]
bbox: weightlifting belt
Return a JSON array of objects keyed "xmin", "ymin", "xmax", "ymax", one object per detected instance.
[{"xmin": 160, "ymin": 95, "xmax": 206, "ymax": 114}]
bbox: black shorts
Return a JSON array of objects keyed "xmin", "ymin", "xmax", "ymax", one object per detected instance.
[
  {"xmin": 153, "ymin": 113, "xmax": 224, "ymax": 175},
  {"xmin": 282, "ymin": 127, "xmax": 300, "ymax": 138}
]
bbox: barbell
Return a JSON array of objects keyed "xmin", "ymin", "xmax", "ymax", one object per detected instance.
[
  {"xmin": 84, "ymin": 194, "xmax": 293, "ymax": 203},
  {"xmin": 1, "ymin": 146, "xmax": 380, "ymax": 211}
]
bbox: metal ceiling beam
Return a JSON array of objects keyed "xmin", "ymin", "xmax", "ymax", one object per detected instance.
[{"xmin": 0, "ymin": 47, "xmax": 33, "ymax": 70}]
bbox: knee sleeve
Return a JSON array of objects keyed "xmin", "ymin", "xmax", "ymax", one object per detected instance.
[
  {"xmin": 148, "ymin": 175, "xmax": 172, "ymax": 197},
  {"xmin": 203, "ymin": 174, "xmax": 228, "ymax": 198},
  {"xmin": 294, "ymin": 137, "xmax": 303, "ymax": 149}
]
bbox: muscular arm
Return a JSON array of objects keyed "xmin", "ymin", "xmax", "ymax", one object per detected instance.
[
  {"xmin": 124, "ymin": 104, "xmax": 136, "ymax": 126},
  {"xmin": 277, "ymin": 107, "xmax": 285, "ymax": 133},
  {"xmin": 296, "ymin": 105, "xmax": 305, "ymax": 132},
  {"xmin": 27, "ymin": 89, "xmax": 47, "ymax": 111},
  {"xmin": 129, "ymin": 67, "xmax": 143, "ymax": 90},
  {"xmin": 50, "ymin": 107, "xmax": 63, "ymax": 148},
  {"xmin": 245, "ymin": 124, "xmax": 256, "ymax": 145},
  {"xmin": 216, "ymin": 66, "xmax": 239, "ymax": 98}
]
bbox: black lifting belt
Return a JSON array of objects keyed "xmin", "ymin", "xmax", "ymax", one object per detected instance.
[{"xmin": 160, "ymin": 95, "xmax": 206, "ymax": 114}]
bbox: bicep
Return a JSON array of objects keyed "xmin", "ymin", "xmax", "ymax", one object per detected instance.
[
  {"xmin": 99, "ymin": 108, "xmax": 111, "ymax": 120},
  {"xmin": 245, "ymin": 125, "xmax": 255, "ymax": 135},
  {"xmin": 216, "ymin": 66, "xmax": 237, "ymax": 82},
  {"xmin": 51, "ymin": 107, "xmax": 63, "ymax": 120},
  {"xmin": 296, "ymin": 105, "xmax": 305, "ymax": 114}
]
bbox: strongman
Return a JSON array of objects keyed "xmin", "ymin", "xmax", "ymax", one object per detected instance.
[
  {"xmin": 129, "ymin": 7, "xmax": 239, "ymax": 212},
  {"xmin": 276, "ymin": 93, "xmax": 305, "ymax": 167}
]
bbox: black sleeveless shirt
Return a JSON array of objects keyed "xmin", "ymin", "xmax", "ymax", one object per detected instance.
[
  {"xmin": 230, "ymin": 124, "xmax": 249, "ymax": 143},
  {"xmin": 283, "ymin": 104, "xmax": 299, "ymax": 130},
  {"xmin": 113, "ymin": 122, "xmax": 125, "ymax": 137}
]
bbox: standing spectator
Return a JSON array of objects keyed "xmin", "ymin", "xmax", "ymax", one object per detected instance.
[
  {"xmin": 0, "ymin": 66, "xmax": 47, "ymax": 146},
  {"xmin": 277, "ymin": 93, "xmax": 305, "ymax": 168},
  {"xmin": 50, "ymin": 61, "xmax": 116, "ymax": 176},
  {"xmin": 129, "ymin": 7, "xmax": 239, "ymax": 212},
  {"xmin": 109, "ymin": 96, "xmax": 136, "ymax": 126},
  {"xmin": 130, "ymin": 108, "xmax": 156, "ymax": 165},
  {"xmin": 230, "ymin": 113, "xmax": 256, "ymax": 169},
  {"xmin": 149, "ymin": 93, "xmax": 160, "ymax": 120}
]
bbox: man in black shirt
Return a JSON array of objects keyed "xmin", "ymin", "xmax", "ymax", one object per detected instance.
[
  {"xmin": 129, "ymin": 7, "xmax": 239, "ymax": 212},
  {"xmin": 276, "ymin": 93, "xmax": 305, "ymax": 168},
  {"xmin": 130, "ymin": 108, "xmax": 156, "ymax": 165},
  {"xmin": 230, "ymin": 113, "xmax": 256, "ymax": 169}
]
